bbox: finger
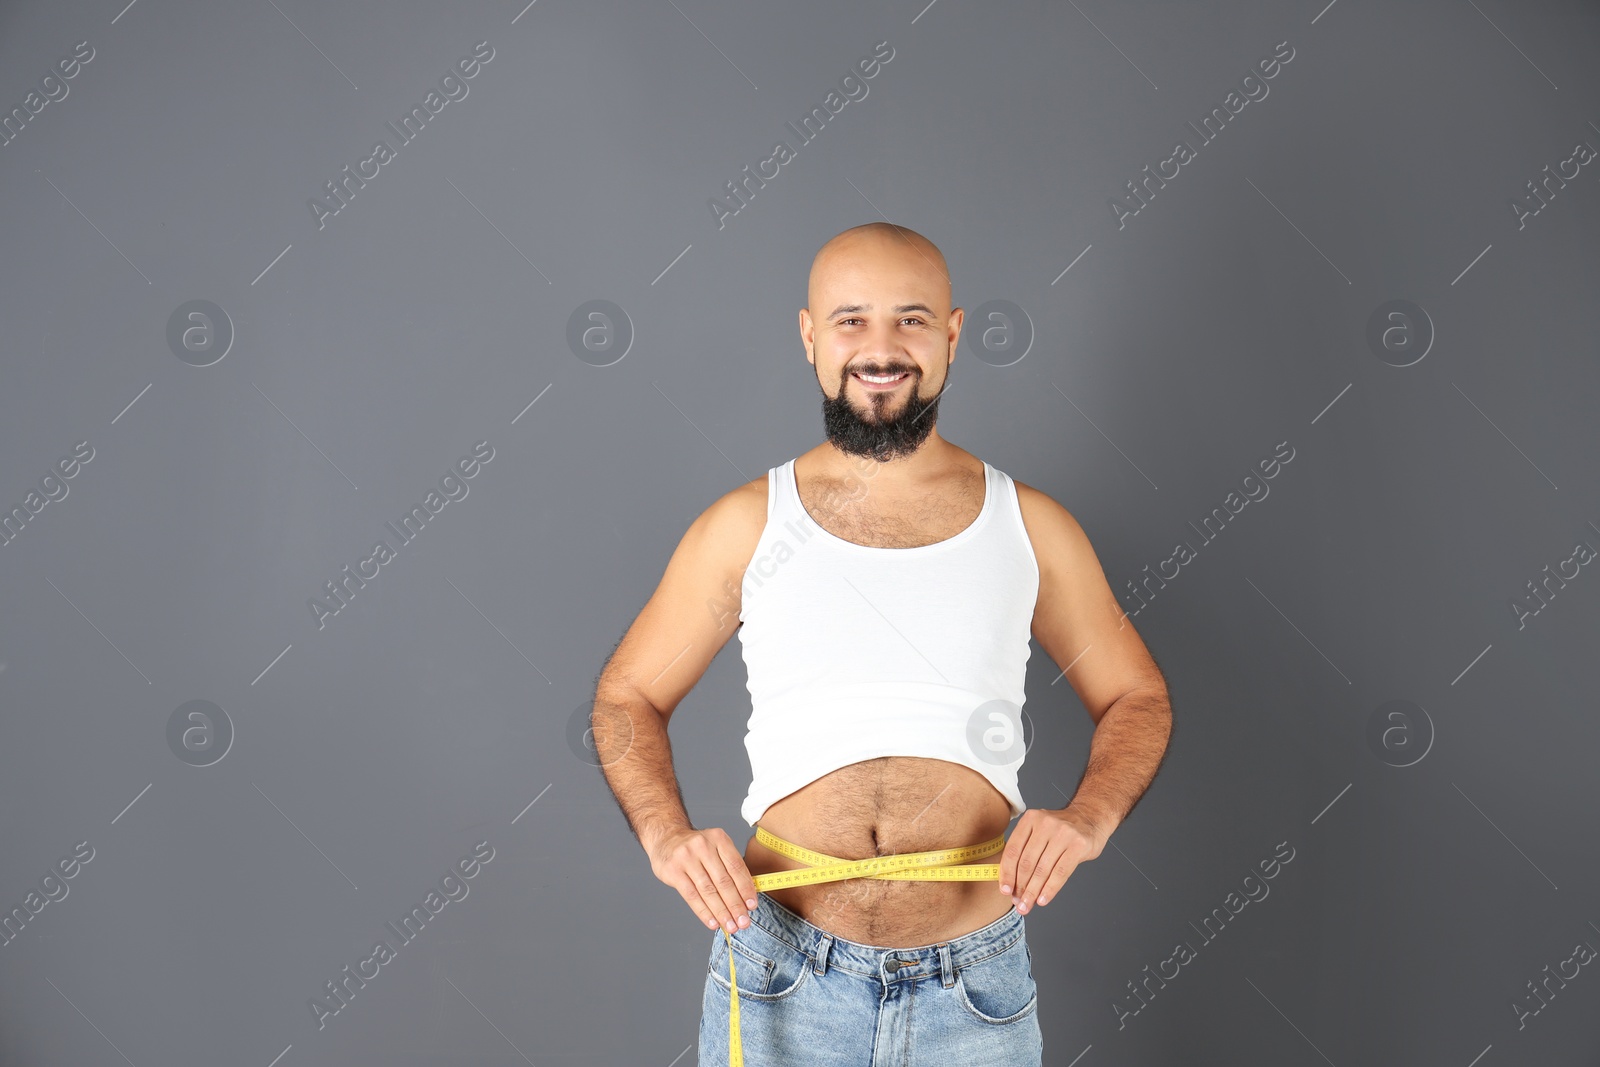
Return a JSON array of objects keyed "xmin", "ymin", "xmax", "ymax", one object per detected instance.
[
  {"xmin": 684, "ymin": 857, "xmax": 739, "ymax": 927},
  {"xmin": 680, "ymin": 836, "xmax": 741, "ymax": 932},
  {"xmin": 673, "ymin": 870, "xmax": 720, "ymax": 931},
  {"xmin": 998, "ymin": 814, "xmax": 1033, "ymax": 895},
  {"xmin": 689, "ymin": 856, "xmax": 742, "ymax": 932},
  {"xmin": 1018, "ymin": 841, "xmax": 1067, "ymax": 911},
  {"xmin": 1010, "ymin": 829, "xmax": 1052, "ymax": 905},
  {"xmin": 1034, "ymin": 853, "xmax": 1081, "ymax": 908},
  {"xmin": 716, "ymin": 836, "xmax": 761, "ymax": 911},
  {"xmin": 702, "ymin": 847, "xmax": 754, "ymax": 930},
  {"xmin": 691, "ymin": 835, "xmax": 750, "ymax": 932}
]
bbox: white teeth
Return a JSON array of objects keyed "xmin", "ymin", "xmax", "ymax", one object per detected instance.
[{"xmin": 857, "ymin": 372, "xmax": 907, "ymax": 383}]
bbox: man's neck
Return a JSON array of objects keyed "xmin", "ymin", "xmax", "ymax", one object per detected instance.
[{"xmin": 815, "ymin": 433, "xmax": 963, "ymax": 492}]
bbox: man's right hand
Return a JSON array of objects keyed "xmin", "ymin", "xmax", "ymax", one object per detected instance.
[{"xmin": 648, "ymin": 827, "xmax": 761, "ymax": 934}]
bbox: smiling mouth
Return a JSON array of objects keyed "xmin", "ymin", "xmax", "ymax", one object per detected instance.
[{"xmin": 852, "ymin": 370, "xmax": 912, "ymax": 386}]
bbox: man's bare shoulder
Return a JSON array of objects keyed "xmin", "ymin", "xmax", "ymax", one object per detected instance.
[
  {"xmin": 693, "ymin": 473, "xmax": 770, "ymax": 573},
  {"xmin": 1010, "ymin": 477, "xmax": 1081, "ymax": 527},
  {"xmin": 719, "ymin": 472, "xmax": 770, "ymax": 532},
  {"xmin": 1009, "ymin": 477, "xmax": 1091, "ymax": 564}
]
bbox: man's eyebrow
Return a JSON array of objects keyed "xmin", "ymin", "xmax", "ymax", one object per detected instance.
[{"xmin": 826, "ymin": 303, "xmax": 937, "ymax": 320}]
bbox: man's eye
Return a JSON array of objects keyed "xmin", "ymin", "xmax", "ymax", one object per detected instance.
[{"xmin": 837, "ymin": 317, "xmax": 925, "ymax": 326}]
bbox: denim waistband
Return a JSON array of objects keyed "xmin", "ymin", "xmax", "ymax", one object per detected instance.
[{"xmin": 746, "ymin": 890, "xmax": 1025, "ymax": 984}]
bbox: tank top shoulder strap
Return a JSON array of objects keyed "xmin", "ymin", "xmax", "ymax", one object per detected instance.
[
  {"xmin": 994, "ymin": 464, "xmax": 1018, "ymax": 517},
  {"xmin": 986, "ymin": 464, "xmax": 1041, "ymax": 572},
  {"xmin": 766, "ymin": 459, "xmax": 800, "ymax": 523}
]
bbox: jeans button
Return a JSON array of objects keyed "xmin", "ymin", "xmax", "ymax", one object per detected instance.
[{"xmin": 885, "ymin": 958, "xmax": 900, "ymax": 973}]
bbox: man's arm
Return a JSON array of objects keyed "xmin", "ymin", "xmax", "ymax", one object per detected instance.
[
  {"xmin": 593, "ymin": 481, "xmax": 758, "ymax": 847},
  {"xmin": 592, "ymin": 480, "xmax": 765, "ymax": 933},
  {"xmin": 1000, "ymin": 482, "xmax": 1173, "ymax": 911},
  {"xmin": 1060, "ymin": 682, "xmax": 1172, "ymax": 843}
]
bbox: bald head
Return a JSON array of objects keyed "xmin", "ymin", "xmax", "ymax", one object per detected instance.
[{"xmin": 807, "ymin": 222, "xmax": 951, "ymax": 318}]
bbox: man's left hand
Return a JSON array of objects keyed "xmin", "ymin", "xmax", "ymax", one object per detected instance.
[{"xmin": 997, "ymin": 805, "xmax": 1111, "ymax": 915}]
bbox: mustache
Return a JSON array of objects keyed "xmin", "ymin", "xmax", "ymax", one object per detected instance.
[{"xmin": 846, "ymin": 365, "xmax": 917, "ymax": 377}]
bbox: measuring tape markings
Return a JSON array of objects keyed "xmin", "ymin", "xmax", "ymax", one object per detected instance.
[{"xmin": 722, "ymin": 826, "xmax": 1010, "ymax": 1066}]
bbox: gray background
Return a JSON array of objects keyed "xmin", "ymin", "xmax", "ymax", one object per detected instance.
[{"xmin": 2, "ymin": 0, "xmax": 1598, "ymax": 1064}]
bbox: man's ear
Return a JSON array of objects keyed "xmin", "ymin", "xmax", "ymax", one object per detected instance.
[{"xmin": 798, "ymin": 309, "xmax": 815, "ymax": 366}]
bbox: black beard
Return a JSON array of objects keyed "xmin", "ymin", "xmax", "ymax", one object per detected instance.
[{"xmin": 819, "ymin": 361, "xmax": 944, "ymax": 462}]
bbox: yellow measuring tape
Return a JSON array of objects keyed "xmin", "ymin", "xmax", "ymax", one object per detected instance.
[{"xmin": 720, "ymin": 825, "xmax": 1008, "ymax": 1066}]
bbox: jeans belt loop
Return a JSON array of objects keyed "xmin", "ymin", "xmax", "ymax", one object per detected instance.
[
  {"xmin": 814, "ymin": 934, "xmax": 832, "ymax": 976},
  {"xmin": 939, "ymin": 943, "xmax": 955, "ymax": 988}
]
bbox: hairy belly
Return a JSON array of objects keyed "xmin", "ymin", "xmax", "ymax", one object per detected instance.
[{"xmin": 743, "ymin": 756, "xmax": 1018, "ymax": 947}]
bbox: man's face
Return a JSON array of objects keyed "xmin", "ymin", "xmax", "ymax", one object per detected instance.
[{"xmin": 803, "ymin": 245, "xmax": 960, "ymax": 463}]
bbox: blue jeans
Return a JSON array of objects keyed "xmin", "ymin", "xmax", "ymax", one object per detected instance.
[{"xmin": 699, "ymin": 892, "xmax": 1043, "ymax": 1066}]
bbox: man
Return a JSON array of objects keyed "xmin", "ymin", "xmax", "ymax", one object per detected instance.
[{"xmin": 593, "ymin": 222, "xmax": 1172, "ymax": 1065}]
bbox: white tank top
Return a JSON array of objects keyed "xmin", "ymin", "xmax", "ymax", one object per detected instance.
[{"xmin": 735, "ymin": 457, "xmax": 1041, "ymax": 827}]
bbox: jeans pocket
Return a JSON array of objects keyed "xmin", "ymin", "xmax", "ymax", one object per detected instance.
[
  {"xmin": 706, "ymin": 920, "xmax": 811, "ymax": 1002},
  {"xmin": 955, "ymin": 934, "xmax": 1038, "ymax": 1024}
]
